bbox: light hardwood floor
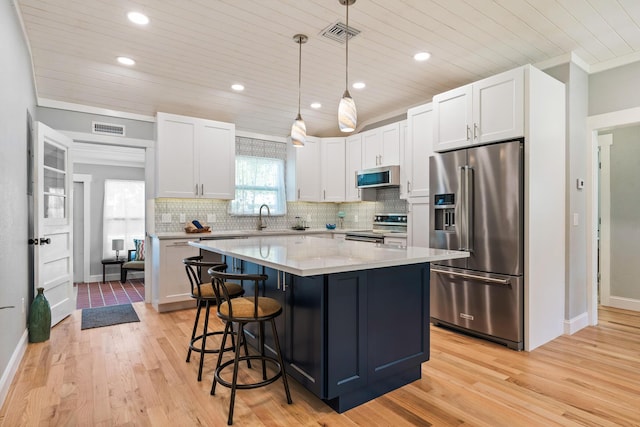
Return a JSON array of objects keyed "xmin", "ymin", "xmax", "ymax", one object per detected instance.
[{"xmin": 1, "ymin": 304, "xmax": 639, "ymax": 426}]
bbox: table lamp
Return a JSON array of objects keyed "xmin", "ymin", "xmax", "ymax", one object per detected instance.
[{"xmin": 112, "ymin": 239, "xmax": 124, "ymax": 260}]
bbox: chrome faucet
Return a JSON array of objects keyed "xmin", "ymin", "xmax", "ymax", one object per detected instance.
[{"xmin": 258, "ymin": 204, "xmax": 270, "ymax": 230}]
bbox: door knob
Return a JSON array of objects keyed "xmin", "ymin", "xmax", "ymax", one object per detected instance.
[
  {"xmin": 28, "ymin": 238, "xmax": 39, "ymax": 245},
  {"xmin": 39, "ymin": 237, "xmax": 51, "ymax": 245}
]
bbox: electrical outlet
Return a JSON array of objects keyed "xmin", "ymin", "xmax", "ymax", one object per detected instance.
[
  {"xmin": 21, "ymin": 298, "xmax": 25, "ymax": 314},
  {"xmin": 161, "ymin": 213, "xmax": 171, "ymax": 223},
  {"xmin": 306, "ymin": 214, "xmax": 312, "ymax": 222},
  {"xmin": 354, "ymin": 214, "xmax": 359, "ymax": 222},
  {"xmin": 179, "ymin": 213, "xmax": 186, "ymax": 223},
  {"xmin": 207, "ymin": 213, "xmax": 216, "ymax": 223}
]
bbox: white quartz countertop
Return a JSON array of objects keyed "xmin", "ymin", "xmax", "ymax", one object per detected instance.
[{"xmin": 189, "ymin": 235, "xmax": 468, "ymax": 277}]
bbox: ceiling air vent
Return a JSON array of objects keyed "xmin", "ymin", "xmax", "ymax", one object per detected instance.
[
  {"xmin": 320, "ymin": 21, "xmax": 360, "ymax": 44},
  {"xmin": 92, "ymin": 121, "xmax": 126, "ymax": 137}
]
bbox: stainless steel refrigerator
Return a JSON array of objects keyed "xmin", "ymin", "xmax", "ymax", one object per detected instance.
[{"xmin": 429, "ymin": 139, "xmax": 524, "ymax": 350}]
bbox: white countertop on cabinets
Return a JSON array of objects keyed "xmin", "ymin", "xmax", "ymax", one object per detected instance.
[
  {"xmin": 150, "ymin": 228, "xmax": 407, "ymax": 240},
  {"xmin": 189, "ymin": 235, "xmax": 468, "ymax": 277}
]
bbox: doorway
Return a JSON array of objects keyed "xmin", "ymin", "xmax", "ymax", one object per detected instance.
[
  {"xmin": 587, "ymin": 107, "xmax": 640, "ymax": 325},
  {"xmin": 597, "ymin": 126, "xmax": 640, "ymax": 312}
]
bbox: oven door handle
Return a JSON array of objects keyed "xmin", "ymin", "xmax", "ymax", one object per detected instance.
[
  {"xmin": 345, "ymin": 235, "xmax": 384, "ymax": 243},
  {"xmin": 431, "ymin": 268, "xmax": 511, "ymax": 286}
]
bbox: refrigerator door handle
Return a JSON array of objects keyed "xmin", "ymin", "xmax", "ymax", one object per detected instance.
[
  {"xmin": 465, "ymin": 165, "xmax": 473, "ymax": 252},
  {"xmin": 458, "ymin": 166, "xmax": 466, "ymax": 250},
  {"xmin": 431, "ymin": 268, "xmax": 511, "ymax": 286}
]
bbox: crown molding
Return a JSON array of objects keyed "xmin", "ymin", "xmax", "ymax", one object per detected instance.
[{"xmin": 38, "ymin": 98, "xmax": 156, "ymax": 122}]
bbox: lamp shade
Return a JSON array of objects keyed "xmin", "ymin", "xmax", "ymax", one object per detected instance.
[
  {"xmin": 112, "ymin": 239, "xmax": 124, "ymax": 251},
  {"xmin": 291, "ymin": 113, "xmax": 306, "ymax": 147},
  {"xmin": 338, "ymin": 90, "xmax": 357, "ymax": 132}
]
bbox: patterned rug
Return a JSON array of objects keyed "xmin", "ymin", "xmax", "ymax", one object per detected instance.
[{"xmin": 75, "ymin": 279, "xmax": 144, "ymax": 309}]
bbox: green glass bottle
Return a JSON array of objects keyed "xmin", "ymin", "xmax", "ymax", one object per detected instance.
[{"xmin": 28, "ymin": 287, "xmax": 51, "ymax": 343}]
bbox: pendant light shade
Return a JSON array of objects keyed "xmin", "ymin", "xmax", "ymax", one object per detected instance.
[
  {"xmin": 338, "ymin": 0, "xmax": 357, "ymax": 132},
  {"xmin": 291, "ymin": 34, "xmax": 308, "ymax": 147}
]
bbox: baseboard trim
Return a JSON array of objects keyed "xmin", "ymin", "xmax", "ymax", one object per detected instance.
[
  {"xmin": 607, "ymin": 296, "xmax": 640, "ymax": 312},
  {"xmin": 0, "ymin": 329, "xmax": 28, "ymax": 410},
  {"xmin": 564, "ymin": 312, "xmax": 589, "ymax": 335}
]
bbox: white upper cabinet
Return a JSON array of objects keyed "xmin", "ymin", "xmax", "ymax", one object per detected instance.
[
  {"xmin": 433, "ymin": 67, "xmax": 524, "ymax": 152},
  {"xmin": 156, "ymin": 112, "xmax": 235, "ymax": 199},
  {"xmin": 362, "ymin": 122, "xmax": 401, "ymax": 168},
  {"xmin": 321, "ymin": 137, "xmax": 346, "ymax": 202},
  {"xmin": 404, "ymin": 104, "xmax": 432, "ymax": 198},
  {"xmin": 286, "ymin": 136, "xmax": 321, "ymax": 202},
  {"xmin": 345, "ymin": 134, "xmax": 362, "ymax": 202}
]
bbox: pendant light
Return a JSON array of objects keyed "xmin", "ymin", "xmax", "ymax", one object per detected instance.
[
  {"xmin": 338, "ymin": 0, "xmax": 357, "ymax": 132},
  {"xmin": 291, "ymin": 34, "xmax": 308, "ymax": 147}
]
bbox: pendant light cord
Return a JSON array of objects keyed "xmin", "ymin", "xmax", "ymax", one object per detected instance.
[
  {"xmin": 298, "ymin": 36, "xmax": 302, "ymax": 115},
  {"xmin": 345, "ymin": 1, "xmax": 349, "ymax": 90}
]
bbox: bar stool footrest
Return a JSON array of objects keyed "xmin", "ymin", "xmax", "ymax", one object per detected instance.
[
  {"xmin": 188, "ymin": 330, "xmax": 237, "ymax": 355},
  {"xmin": 214, "ymin": 355, "xmax": 283, "ymax": 390}
]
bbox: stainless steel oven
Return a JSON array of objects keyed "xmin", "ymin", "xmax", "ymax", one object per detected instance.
[{"xmin": 345, "ymin": 213, "xmax": 407, "ymax": 244}]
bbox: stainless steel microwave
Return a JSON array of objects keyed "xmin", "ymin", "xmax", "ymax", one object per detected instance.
[{"xmin": 356, "ymin": 165, "xmax": 400, "ymax": 188}]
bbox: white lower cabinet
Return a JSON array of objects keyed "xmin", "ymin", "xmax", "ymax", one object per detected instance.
[
  {"xmin": 407, "ymin": 199, "xmax": 430, "ymax": 248},
  {"xmin": 153, "ymin": 238, "xmax": 198, "ymax": 312},
  {"xmin": 384, "ymin": 236, "xmax": 407, "ymax": 247}
]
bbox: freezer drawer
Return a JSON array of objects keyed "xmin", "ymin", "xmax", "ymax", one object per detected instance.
[{"xmin": 430, "ymin": 266, "xmax": 523, "ymax": 350}]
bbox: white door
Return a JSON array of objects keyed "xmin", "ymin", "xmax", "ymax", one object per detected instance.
[{"xmin": 34, "ymin": 122, "xmax": 75, "ymax": 326}]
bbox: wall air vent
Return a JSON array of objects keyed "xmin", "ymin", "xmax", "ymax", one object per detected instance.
[
  {"xmin": 92, "ymin": 121, "xmax": 126, "ymax": 136},
  {"xmin": 319, "ymin": 21, "xmax": 360, "ymax": 44}
]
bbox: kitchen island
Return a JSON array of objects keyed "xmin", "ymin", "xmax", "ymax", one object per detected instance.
[{"xmin": 190, "ymin": 235, "xmax": 468, "ymax": 412}]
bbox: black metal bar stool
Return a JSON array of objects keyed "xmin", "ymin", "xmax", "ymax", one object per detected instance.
[
  {"xmin": 183, "ymin": 256, "xmax": 247, "ymax": 381},
  {"xmin": 208, "ymin": 269, "xmax": 292, "ymax": 425}
]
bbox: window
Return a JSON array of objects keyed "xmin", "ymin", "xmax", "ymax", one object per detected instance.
[
  {"xmin": 103, "ymin": 179, "xmax": 145, "ymax": 259},
  {"xmin": 229, "ymin": 155, "xmax": 286, "ymax": 215}
]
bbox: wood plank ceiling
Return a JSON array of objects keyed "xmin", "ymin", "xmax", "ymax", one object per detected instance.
[{"xmin": 16, "ymin": 0, "xmax": 640, "ymax": 137}]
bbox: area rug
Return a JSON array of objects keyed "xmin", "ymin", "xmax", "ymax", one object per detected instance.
[{"xmin": 81, "ymin": 303, "xmax": 140, "ymax": 330}]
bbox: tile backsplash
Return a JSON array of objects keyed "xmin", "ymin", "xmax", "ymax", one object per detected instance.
[{"xmin": 154, "ymin": 187, "xmax": 406, "ymax": 232}]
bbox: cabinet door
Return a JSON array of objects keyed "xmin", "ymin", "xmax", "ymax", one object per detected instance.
[
  {"xmin": 156, "ymin": 113, "xmax": 197, "ymax": 198},
  {"xmin": 286, "ymin": 274, "xmax": 324, "ymax": 397},
  {"xmin": 408, "ymin": 200, "xmax": 429, "ymax": 248},
  {"xmin": 197, "ymin": 120, "xmax": 235, "ymax": 199},
  {"xmin": 326, "ymin": 271, "xmax": 368, "ymax": 398},
  {"xmin": 345, "ymin": 134, "xmax": 362, "ymax": 202},
  {"xmin": 361, "ymin": 129, "xmax": 381, "ymax": 169},
  {"xmin": 380, "ymin": 122, "xmax": 400, "ymax": 166},
  {"xmin": 321, "ymin": 137, "xmax": 346, "ymax": 202},
  {"xmin": 433, "ymin": 84, "xmax": 472, "ymax": 152},
  {"xmin": 473, "ymin": 67, "xmax": 524, "ymax": 144},
  {"xmin": 159, "ymin": 239, "xmax": 198, "ymax": 303},
  {"xmin": 289, "ymin": 137, "xmax": 320, "ymax": 201},
  {"xmin": 406, "ymin": 104, "xmax": 433, "ymax": 198}
]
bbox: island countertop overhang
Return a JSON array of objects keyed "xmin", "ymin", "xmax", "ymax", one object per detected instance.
[{"xmin": 189, "ymin": 235, "xmax": 469, "ymax": 277}]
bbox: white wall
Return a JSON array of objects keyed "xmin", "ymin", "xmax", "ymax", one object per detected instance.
[{"xmin": 0, "ymin": 0, "xmax": 37, "ymax": 406}]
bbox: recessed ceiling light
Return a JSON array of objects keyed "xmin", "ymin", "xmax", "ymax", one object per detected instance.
[
  {"xmin": 310, "ymin": 102, "xmax": 322, "ymax": 109},
  {"xmin": 231, "ymin": 84, "xmax": 245, "ymax": 91},
  {"xmin": 127, "ymin": 11, "xmax": 149, "ymax": 25},
  {"xmin": 414, "ymin": 52, "xmax": 431, "ymax": 61},
  {"xmin": 117, "ymin": 56, "xmax": 135, "ymax": 66},
  {"xmin": 352, "ymin": 82, "xmax": 366, "ymax": 89}
]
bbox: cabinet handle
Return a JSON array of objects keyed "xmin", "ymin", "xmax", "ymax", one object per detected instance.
[
  {"xmin": 282, "ymin": 271, "xmax": 287, "ymax": 292},
  {"xmin": 298, "ymin": 188, "xmax": 301, "ymax": 199},
  {"xmin": 323, "ymin": 190, "xmax": 326, "ymax": 200},
  {"xmin": 195, "ymin": 184, "xmax": 199, "ymax": 196},
  {"xmin": 474, "ymin": 123, "xmax": 478, "ymax": 140},
  {"xmin": 407, "ymin": 181, "xmax": 411, "ymax": 192},
  {"xmin": 466, "ymin": 125, "xmax": 471, "ymax": 141},
  {"xmin": 277, "ymin": 271, "xmax": 281, "ymax": 290},
  {"xmin": 201, "ymin": 184, "xmax": 204, "ymax": 195}
]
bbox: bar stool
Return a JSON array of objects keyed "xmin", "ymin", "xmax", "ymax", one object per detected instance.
[
  {"xmin": 183, "ymin": 256, "xmax": 247, "ymax": 381},
  {"xmin": 208, "ymin": 269, "xmax": 292, "ymax": 425}
]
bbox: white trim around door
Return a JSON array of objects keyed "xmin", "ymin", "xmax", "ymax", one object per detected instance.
[{"xmin": 73, "ymin": 174, "xmax": 92, "ymax": 283}]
